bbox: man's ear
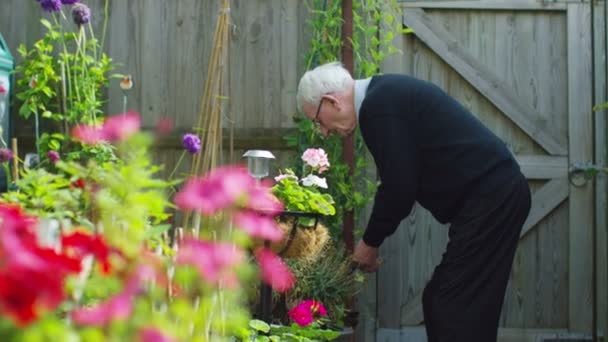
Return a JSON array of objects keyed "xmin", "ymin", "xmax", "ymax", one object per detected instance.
[{"xmin": 322, "ymin": 94, "xmax": 341, "ymax": 110}]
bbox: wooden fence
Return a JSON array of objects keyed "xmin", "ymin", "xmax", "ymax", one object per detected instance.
[{"xmin": 1, "ymin": 1, "xmax": 607, "ymax": 341}]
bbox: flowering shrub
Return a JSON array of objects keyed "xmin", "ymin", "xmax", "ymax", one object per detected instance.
[
  {"xmin": 15, "ymin": 0, "xmax": 121, "ymax": 163},
  {"xmin": 272, "ymin": 148, "xmax": 335, "ymax": 221},
  {"xmin": 0, "ymin": 112, "xmax": 301, "ymax": 341}
]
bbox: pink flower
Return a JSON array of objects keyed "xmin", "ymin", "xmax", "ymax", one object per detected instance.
[
  {"xmin": 288, "ymin": 299, "xmax": 328, "ymax": 327},
  {"xmin": 102, "ymin": 112, "xmax": 141, "ymax": 142},
  {"xmin": 0, "ymin": 84, "xmax": 6, "ymax": 95},
  {"xmin": 245, "ymin": 181, "xmax": 283, "ymax": 215},
  {"xmin": 174, "ymin": 166, "xmax": 255, "ymax": 215},
  {"xmin": 138, "ymin": 327, "xmax": 176, "ymax": 342},
  {"xmin": 71, "ymin": 112, "xmax": 141, "ymax": 144},
  {"xmin": 46, "ymin": 150, "xmax": 60, "ymax": 164},
  {"xmin": 274, "ymin": 173, "xmax": 298, "ymax": 183},
  {"xmin": 72, "ymin": 291, "xmax": 132, "ymax": 326},
  {"xmin": 177, "ymin": 239, "xmax": 245, "ymax": 288},
  {"xmin": 72, "ymin": 265, "xmax": 155, "ymax": 326},
  {"xmin": 233, "ymin": 212, "xmax": 284, "ymax": 242},
  {"xmin": 288, "ymin": 304, "xmax": 314, "ymax": 326},
  {"xmin": 155, "ymin": 117, "xmax": 173, "ymax": 135},
  {"xmin": 72, "ymin": 124, "xmax": 106, "ymax": 144},
  {"xmin": 301, "ymin": 148, "xmax": 330, "ymax": 173},
  {"xmin": 255, "ymin": 248, "xmax": 295, "ymax": 293}
]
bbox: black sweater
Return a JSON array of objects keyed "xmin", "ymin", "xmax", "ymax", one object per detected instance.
[{"xmin": 359, "ymin": 74, "xmax": 520, "ymax": 247}]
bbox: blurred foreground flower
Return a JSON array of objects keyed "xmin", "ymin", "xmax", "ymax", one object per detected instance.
[
  {"xmin": 71, "ymin": 264, "xmax": 156, "ymax": 326},
  {"xmin": 233, "ymin": 211, "xmax": 284, "ymax": 242},
  {"xmin": 138, "ymin": 327, "xmax": 176, "ymax": 342},
  {"xmin": 176, "ymin": 239, "xmax": 245, "ymax": 288},
  {"xmin": 0, "ymin": 205, "xmax": 81, "ymax": 325},
  {"xmin": 72, "ymin": 111, "xmax": 141, "ymax": 144},
  {"xmin": 255, "ymin": 248, "xmax": 295, "ymax": 293}
]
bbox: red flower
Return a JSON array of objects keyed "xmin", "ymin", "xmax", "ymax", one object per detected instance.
[
  {"xmin": 70, "ymin": 178, "xmax": 86, "ymax": 189},
  {"xmin": 62, "ymin": 231, "xmax": 112, "ymax": 274},
  {"xmin": 0, "ymin": 205, "xmax": 82, "ymax": 325}
]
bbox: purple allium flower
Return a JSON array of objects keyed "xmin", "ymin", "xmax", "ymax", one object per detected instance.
[
  {"xmin": 0, "ymin": 148, "xmax": 13, "ymax": 163},
  {"xmin": 182, "ymin": 133, "xmax": 201, "ymax": 154},
  {"xmin": 39, "ymin": 0, "xmax": 62, "ymax": 12},
  {"xmin": 72, "ymin": 3, "xmax": 91, "ymax": 26},
  {"xmin": 47, "ymin": 150, "xmax": 60, "ymax": 163},
  {"xmin": 61, "ymin": 0, "xmax": 80, "ymax": 4}
]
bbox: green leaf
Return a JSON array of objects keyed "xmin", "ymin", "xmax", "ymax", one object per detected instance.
[
  {"xmin": 40, "ymin": 19, "xmax": 53, "ymax": 31},
  {"xmin": 249, "ymin": 319, "xmax": 271, "ymax": 333},
  {"xmin": 142, "ymin": 224, "xmax": 172, "ymax": 239}
]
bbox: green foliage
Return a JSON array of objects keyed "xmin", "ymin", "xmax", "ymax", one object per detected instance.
[
  {"xmin": 271, "ymin": 169, "xmax": 335, "ymax": 219},
  {"xmin": 239, "ymin": 319, "xmax": 341, "ymax": 342},
  {"xmin": 287, "ymin": 0, "xmax": 403, "ymax": 240},
  {"xmin": 13, "ymin": 4, "xmax": 121, "ymax": 161},
  {"xmin": 1, "ymin": 167, "xmax": 84, "ymax": 220},
  {"xmin": 286, "ymin": 247, "xmax": 363, "ymax": 328}
]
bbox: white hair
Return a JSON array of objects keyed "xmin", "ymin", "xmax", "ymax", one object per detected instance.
[{"xmin": 296, "ymin": 61, "xmax": 354, "ymax": 113}]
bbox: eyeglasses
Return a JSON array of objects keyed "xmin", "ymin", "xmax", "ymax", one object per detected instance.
[{"xmin": 312, "ymin": 98, "xmax": 325, "ymax": 128}]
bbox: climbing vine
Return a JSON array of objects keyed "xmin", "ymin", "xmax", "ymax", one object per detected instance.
[{"xmin": 285, "ymin": 0, "xmax": 408, "ymax": 241}]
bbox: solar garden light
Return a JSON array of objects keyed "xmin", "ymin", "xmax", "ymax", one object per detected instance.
[{"xmin": 242, "ymin": 150, "xmax": 275, "ymax": 180}]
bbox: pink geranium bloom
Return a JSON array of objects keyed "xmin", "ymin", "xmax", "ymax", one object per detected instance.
[
  {"xmin": 255, "ymin": 248, "xmax": 295, "ymax": 293},
  {"xmin": 102, "ymin": 112, "xmax": 141, "ymax": 141},
  {"xmin": 177, "ymin": 239, "xmax": 245, "ymax": 288},
  {"xmin": 233, "ymin": 211, "xmax": 284, "ymax": 242},
  {"xmin": 288, "ymin": 299, "xmax": 328, "ymax": 327},
  {"xmin": 288, "ymin": 304, "xmax": 314, "ymax": 327},
  {"xmin": 72, "ymin": 124, "xmax": 106, "ymax": 144},
  {"xmin": 138, "ymin": 327, "xmax": 176, "ymax": 342},
  {"xmin": 0, "ymin": 85, "xmax": 6, "ymax": 94},
  {"xmin": 301, "ymin": 148, "xmax": 330, "ymax": 173}
]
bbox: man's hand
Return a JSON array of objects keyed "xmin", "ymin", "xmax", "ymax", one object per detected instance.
[{"xmin": 352, "ymin": 240, "xmax": 381, "ymax": 273}]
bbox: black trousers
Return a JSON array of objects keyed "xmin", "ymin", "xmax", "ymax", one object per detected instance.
[{"xmin": 422, "ymin": 172, "xmax": 531, "ymax": 342}]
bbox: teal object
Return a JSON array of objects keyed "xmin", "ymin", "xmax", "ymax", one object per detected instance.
[
  {"xmin": 0, "ymin": 33, "xmax": 13, "ymax": 191},
  {"xmin": 0, "ymin": 33, "xmax": 13, "ymax": 140}
]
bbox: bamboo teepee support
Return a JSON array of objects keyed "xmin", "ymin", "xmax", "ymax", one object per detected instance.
[{"xmin": 182, "ymin": 0, "xmax": 233, "ymax": 231}]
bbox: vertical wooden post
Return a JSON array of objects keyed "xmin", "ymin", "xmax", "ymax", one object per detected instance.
[{"xmin": 568, "ymin": 3, "xmax": 594, "ymax": 334}]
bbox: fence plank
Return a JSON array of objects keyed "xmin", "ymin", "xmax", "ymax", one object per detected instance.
[
  {"xmin": 402, "ymin": 8, "xmax": 567, "ymax": 155},
  {"xmin": 567, "ymin": 3, "xmax": 594, "ymax": 332}
]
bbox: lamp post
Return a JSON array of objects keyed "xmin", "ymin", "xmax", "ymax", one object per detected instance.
[
  {"xmin": 242, "ymin": 149, "xmax": 275, "ymax": 180},
  {"xmin": 242, "ymin": 149, "xmax": 275, "ymax": 322}
]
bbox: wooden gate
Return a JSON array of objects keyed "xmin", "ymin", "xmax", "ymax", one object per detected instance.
[{"xmin": 356, "ymin": 1, "xmax": 607, "ymax": 340}]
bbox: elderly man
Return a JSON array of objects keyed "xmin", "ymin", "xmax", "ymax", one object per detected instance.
[{"xmin": 296, "ymin": 62, "xmax": 531, "ymax": 342}]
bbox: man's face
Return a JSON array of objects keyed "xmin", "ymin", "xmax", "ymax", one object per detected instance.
[{"xmin": 305, "ymin": 95, "xmax": 356, "ymax": 137}]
